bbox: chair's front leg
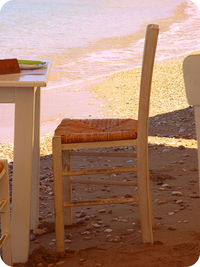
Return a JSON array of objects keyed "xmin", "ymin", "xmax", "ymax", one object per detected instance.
[{"xmin": 52, "ymin": 136, "xmax": 65, "ymax": 252}]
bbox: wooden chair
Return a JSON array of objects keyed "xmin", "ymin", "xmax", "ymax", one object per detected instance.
[
  {"xmin": 53, "ymin": 24, "xmax": 159, "ymax": 252},
  {"xmin": 0, "ymin": 159, "xmax": 12, "ymax": 266}
]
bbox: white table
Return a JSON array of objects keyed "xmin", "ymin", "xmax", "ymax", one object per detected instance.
[
  {"xmin": 0, "ymin": 62, "xmax": 50, "ymax": 263},
  {"xmin": 183, "ymin": 54, "xmax": 200, "ymax": 195}
]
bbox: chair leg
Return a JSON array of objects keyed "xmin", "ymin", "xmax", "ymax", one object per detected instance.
[
  {"xmin": 63, "ymin": 150, "xmax": 73, "ymax": 226},
  {"xmin": 52, "ymin": 137, "xmax": 65, "ymax": 252},
  {"xmin": 0, "ymin": 159, "xmax": 12, "ymax": 266},
  {"xmin": 137, "ymin": 144, "xmax": 154, "ymax": 244}
]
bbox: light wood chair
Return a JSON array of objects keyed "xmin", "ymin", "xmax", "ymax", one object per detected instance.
[
  {"xmin": 0, "ymin": 159, "xmax": 12, "ymax": 266},
  {"xmin": 53, "ymin": 24, "xmax": 159, "ymax": 252}
]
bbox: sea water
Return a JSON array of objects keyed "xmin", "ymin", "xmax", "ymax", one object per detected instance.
[
  {"xmin": 1, "ymin": 0, "xmax": 200, "ymax": 87},
  {"xmin": 0, "ymin": 0, "xmax": 200, "ymax": 141}
]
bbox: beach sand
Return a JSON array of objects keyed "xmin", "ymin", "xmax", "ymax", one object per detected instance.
[{"xmin": 7, "ymin": 55, "xmax": 200, "ymax": 266}]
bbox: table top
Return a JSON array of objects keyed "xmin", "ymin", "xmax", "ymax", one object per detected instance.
[{"xmin": 0, "ymin": 60, "xmax": 51, "ymax": 88}]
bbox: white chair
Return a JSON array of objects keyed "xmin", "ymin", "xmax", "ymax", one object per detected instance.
[
  {"xmin": 53, "ymin": 24, "xmax": 159, "ymax": 252},
  {"xmin": 0, "ymin": 159, "xmax": 12, "ymax": 266},
  {"xmin": 183, "ymin": 54, "xmax": 200, "ymax": 193}
]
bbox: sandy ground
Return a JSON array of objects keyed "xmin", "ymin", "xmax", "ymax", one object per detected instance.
[{"xmin": 2, "ymin": 56, "xmax": 200, "ymax": 266}]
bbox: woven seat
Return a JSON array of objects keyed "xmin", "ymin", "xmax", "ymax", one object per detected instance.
[
  {"xmin": 53, "ymin": 24, "xmax": 159, "ymax": 253},
  {"xmin": 55, "ymin": 118, "xmax": 138, "ymax": 143}
]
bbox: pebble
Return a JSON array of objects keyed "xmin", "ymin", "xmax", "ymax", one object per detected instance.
[
  {"xmin": 178, "ymin": 145, "xmax": 185, "ymax": 150},
  {"xmin": 33, "ymin": 228, "xmax": 47, "ymax": 236},
  {"xmin": 106, "ymin": 234, "xmax": 112, "ymax": 239},
  {"xmin": 30, "ymin": 233, "xmax": 36, "ymax": 241},
  {"xmin": 81, "ymin": 231, "xmax": 90, "ymax": 235},
  {"xmin": 175, "ymin": 200, "xmax": 184, "ymax": 204},
  {"xmin": 124, "ymin": 193, "xmax": 133, "ymax": 198},
  {"xmin": 84, "ymin": 236, "xmax": 93, "ymax": 240},
  {"xmin": 159, "ymin": 187, "xmax": 165, "ymax": 191},
  {"xmin": 98, "ymin": 209, "xmax": 106, "ymax": 213},
  {"xmin": 76, "ymin": 211, "xmax": 87, "ymax": 218},
  {"xmin": 92, "ymin": 223, "xmax": 102, "ymax": 228},
  {"xmin": 113, "ymin": 236, "xmax": 120, "ymax": 242},
  {"xmin": 168, "ymin": 226, "xmax": 176, "ymax": 231},
  {"xmin": 79, "ymin": 258, "xmax": 86, "ymax": 263},
  {"xmin": 168, "ymin": 212, "xmax": 175, "ymax": 216},
  {"xmin": 162, "ymin": 148, "xmax": 170, "ymax": 153},
  {"xmin": 155, "ymin": 216, "xmax": 162, "ymax": 220},
  {"xmin": 64, "ymin": 239, "xmax": 72, "ymax": 243},
  {"xmin": 104, "ymin": 228, "xmax": 113, "ymax": 233},
  {"xmin": 179, "ymin": 128, "xmax": 186, "ymax": 133},
  {"xmin": 157, "ymin": 200, "xmax": 168, "ymax": 205},
  {"xmin": 171, "ymin": 191, "xmax": 183, "ymax": 196},
  {"xmin": 56, "ymin": 261, "xmax": 66, "ymax": 266},
  {"xmin": 161, "ymin": 183, "xmax": 170, "ymax": 188},
  {"xmin": 127, "ymin": 159, "xmax": 134, "ymax": 163},
  {"xmin": 65, "ymin": 233, "xmax": 72, "ymax": 239}
]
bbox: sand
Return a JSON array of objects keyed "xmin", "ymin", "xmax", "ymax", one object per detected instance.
[{"xmin": 2, "ymin": 55, "xmax": 200, "ymax": 266}]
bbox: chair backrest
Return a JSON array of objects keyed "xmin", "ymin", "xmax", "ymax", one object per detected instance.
[
  {"xmin": 183, "ymin": 54, "xmax": 200, "ymax": 106},
  {"xmin": 137, "ymin": 24, "xmax": 159, "ymax": 139}
]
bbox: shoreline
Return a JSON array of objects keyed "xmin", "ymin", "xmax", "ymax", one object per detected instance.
[
  {"xmin": 1, "ymin": 50, "xmax": 200, "ymax": 162},
  {"xmin": 34, "ymin": 0, "xmax": 196, "ymax": 90}
]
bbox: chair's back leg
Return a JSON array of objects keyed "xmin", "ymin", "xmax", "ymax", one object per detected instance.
[{"xmin": 137, "ymin": 24, "xmax": 159, "ymax": 244}]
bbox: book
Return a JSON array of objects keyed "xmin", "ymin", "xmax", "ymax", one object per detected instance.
[{"xmin": 0, "ymin": 58, "xmax": 20, "ymax": 75}]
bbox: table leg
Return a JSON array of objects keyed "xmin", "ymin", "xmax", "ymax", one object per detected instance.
[
  {"xmin": 11, "ymin": 87, "xmax": 35, "ymax": 263},
  {"xmin": 194, "ymin": 106, "xmax": 200, "ymax": 195},
  {"xmin": 31, "ymin": 87, "xmax": 41, "ymax": 230}
]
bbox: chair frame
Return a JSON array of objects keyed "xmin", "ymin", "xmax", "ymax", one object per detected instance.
[
  {"xmin": 0, "ymin": 159, "xmax": 12, "ymax": 266},
  {"xmin": 183, "ymin": 54, "xmax": 200, "ymax": 193},
  {"xmin": 53, "ymin": 24, "xmax": 159, "ymax": 252}
]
